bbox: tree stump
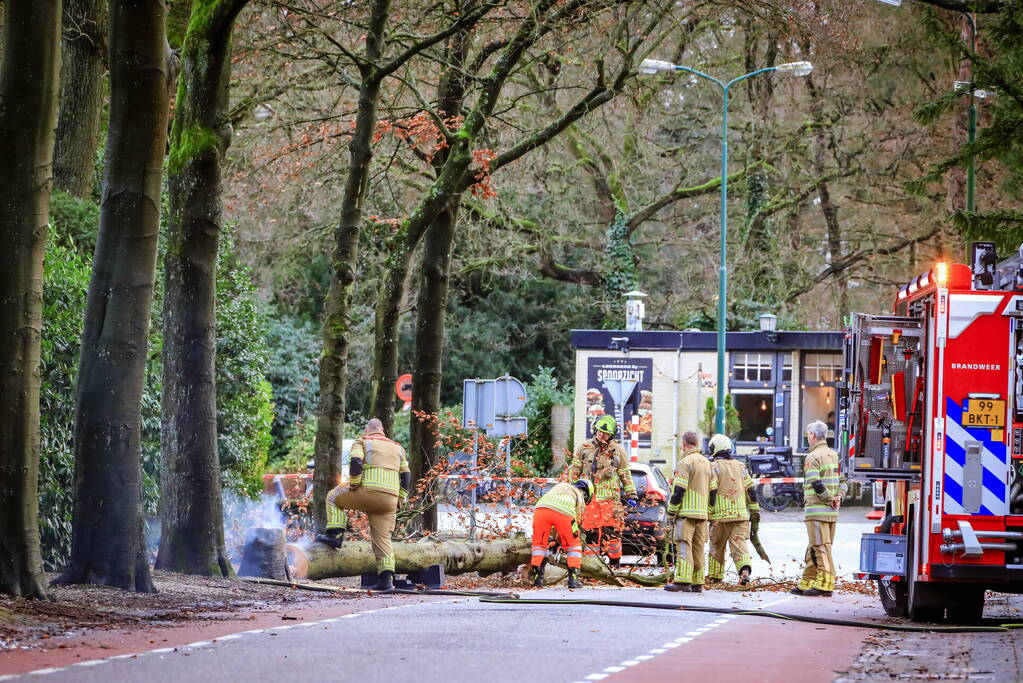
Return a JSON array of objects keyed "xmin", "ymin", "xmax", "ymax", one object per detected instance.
[{"xmin": 238, "ymin": 527, "xmax": 289, "ymax": 580}]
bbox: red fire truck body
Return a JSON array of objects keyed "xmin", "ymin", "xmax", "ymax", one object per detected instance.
[{"xmin": 844, "ymin": 259, "xmax": 1023, "ymax": 622}]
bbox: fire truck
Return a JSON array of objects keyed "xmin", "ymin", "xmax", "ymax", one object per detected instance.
[{"xmin": 843, "ymin": 245, "xmax": 1023, "ymax": 622}]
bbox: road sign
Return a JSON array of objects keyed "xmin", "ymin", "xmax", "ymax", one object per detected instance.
[
  {"xmin": 489, "ymin": 416, "xmax": 528, "ymax": 437},
  {"xmin": 462, "ymin": 379, "xmax": 496, "ymax": 430},
  {"xmin": 602, "ymin": 378, "xmax": 637, "ymax": 406},
  {"xmin": 494, "ymin": 374, "xmax": 527, "ymax": 416},
  {"xmin": 395, "ymin": 373, "xmax": 413, "ymax": 402}
]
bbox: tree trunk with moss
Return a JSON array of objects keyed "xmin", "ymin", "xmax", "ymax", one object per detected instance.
[
  {"xmin": 57, "ymin": 0, "xmax": 169, "ymax": 593},
  {"xmin": 312, "ymin": 0, "xmax": 391, "ymax": 534},
  {"xmin": 157, "ymin": 0, "xmax": 249, "ymax": 578},
  {"xmin": 53, "ymin": 0, "xmax": 106, "ymax": 198},
  {"xmin": 0, "ymin": 0, "xmax": 61, "ymax": 600}
]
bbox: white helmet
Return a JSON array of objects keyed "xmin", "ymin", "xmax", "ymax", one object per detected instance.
[{"xmin": 708, "ymin": 434, "xmax": 733, "ymax": 457}]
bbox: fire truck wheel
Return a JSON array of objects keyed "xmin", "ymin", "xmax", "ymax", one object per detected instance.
[{"xmin": 878, "ymin": 577, "xmax": 907, "ymax": 617}]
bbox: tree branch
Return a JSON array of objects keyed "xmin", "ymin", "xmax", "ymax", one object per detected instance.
[{"xmin": 784, "ymin": 228, "xmax": 940, "ymax": 303}]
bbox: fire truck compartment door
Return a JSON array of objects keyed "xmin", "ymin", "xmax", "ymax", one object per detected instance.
[{"xmin": 948, "ymin": 294, "xmax": 1001, "ymax": 338}]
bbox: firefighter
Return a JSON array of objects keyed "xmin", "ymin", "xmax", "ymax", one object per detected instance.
[
  {"xmin": 664, "ymin": 430, "xmax": 717, "ymax": 592},
  {"xmin": 792, "ymin": 420, "xmax": 848, "ymax": 597},
  {"xmin": 706, "ymin": 435, "xmax": 759, "ymax": 585},
  {"xmin": 316, "ymin": 418, "xmax": 410, "ymax": 591},
  {"xmin": 567, "ymin": 415, "xmax": 638, "ymax": 569},
  {"xmin": 530, "ymin": 479, "xmax": 593, "ymax": 589}
]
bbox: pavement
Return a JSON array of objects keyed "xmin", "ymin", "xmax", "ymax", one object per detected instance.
[
  {"xmin": 4, "ymin": 508, "xmax": 1021, "ymax": 682},
  {"xmin": 0, "ymin": 587, "xmax": 874, "ymax": 683}
]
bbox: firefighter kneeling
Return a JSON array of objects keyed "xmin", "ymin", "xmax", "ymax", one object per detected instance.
[
  {"xmin": 530, "ymin": 479, "xmax": 593, "ymax": 588},
  {"xmin": 706, "ymin": 434, "xmax": 758, "ymax": 585},
  {"xmin": 316, "ymin": 418, "xmax": 410, "ymax": 592}
]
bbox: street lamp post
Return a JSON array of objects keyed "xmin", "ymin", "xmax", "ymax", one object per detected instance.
[{"xmin": 639, "ymin": 58, "xmax": 812, "ymax": 435}]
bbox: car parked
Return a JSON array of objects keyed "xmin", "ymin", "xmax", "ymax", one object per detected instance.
[{"xmin": 622, "ymin": 462, "xmax": 671, "ymax": 555}]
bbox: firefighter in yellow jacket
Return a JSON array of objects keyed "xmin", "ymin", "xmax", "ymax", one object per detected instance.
[
  {"xmin": 567, "ymin": 415, "xmax": 637, "ymax": 569},
  {"xmin": 316, "ymin": 418, "xmax": 410, "ymax": 591},
  {"xmin": 665, "ymin": 430, "xmax": 717, "ymax": 592},
  {"xmin": 792, "ymin": 420, "xmax": 848, "ymax": 597},
  {"xmin": 706, "ymin": 434, "xmax": 759, "ymax": 586},
  {"xmin": 530, "ymin": 479, "xmax": 593, "ymax": 588}
]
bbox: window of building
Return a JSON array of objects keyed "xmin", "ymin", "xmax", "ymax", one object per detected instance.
[
  {"xmin": 731, "ymin": 352, "xmax": 773, "ymax": 383},
  {"xmin": 732, "ymin": 391, "xmax": 774, "ymax": 443},
  {"xmin": 801, "ymin": 352, "xmax": 841, "ymax": 447},
  {"xmin": 802, "ymin": 353, "xmax": 842, "ymax": 383}
]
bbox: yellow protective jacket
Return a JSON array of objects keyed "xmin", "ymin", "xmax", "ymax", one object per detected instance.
[
  {"xmin": 567, "ymin": 438, "xmax": 636, "ymax": 502},
  {"xmin": 710, "ymin": 457, "xmax": 756, "ymax": 522},
  {"xmin": 535, "ymin": 482, "xmax": 587, "ymax": 521},
  {"xmin": 803, "ymin": 441, "xmax": 847, "ymax": 521},
  {"xmin": 669, "ymin": 449, "xmax": 717, "ymax": 520},
  {"xmin": 349, "ymin": 432, "xmax": 410, "ymax": 499}
]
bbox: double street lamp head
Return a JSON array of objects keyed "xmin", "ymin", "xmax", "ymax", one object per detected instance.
[{"xmin": 638, "ymin": 58, "xmax": 813, "ymax": 77}]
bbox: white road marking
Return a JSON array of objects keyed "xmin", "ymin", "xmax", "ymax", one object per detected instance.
[{"xmin": 0, "ymin": 598, "xmax": 462, "ymax": 679}]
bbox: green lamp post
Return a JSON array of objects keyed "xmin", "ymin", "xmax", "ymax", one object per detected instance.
[{"xmin": 639, "ymin": 58, "xmax": 813, "ymax": 435}]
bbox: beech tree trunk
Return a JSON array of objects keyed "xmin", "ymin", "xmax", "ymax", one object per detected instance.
[
  {"xmin": 157, "ymin": 0, "xmax": 249, "ymax": 577},
  {"xmin": 289, "ymin": 536, "xmax": 660, "ymax": 586},
  {"xmin": 290, "ymin": 536, "xmax": 531, "ymax": 580},
  {"xmin": 53, "ymin": 0, "xmax": 106, "ymax": 198},
  {"xmin": 0, "ymin": 0, "xmax": 61, "ymax": 600},
  {"xmin": 58, "ymin": 0, "xmax": 170, "ymax": 593}
]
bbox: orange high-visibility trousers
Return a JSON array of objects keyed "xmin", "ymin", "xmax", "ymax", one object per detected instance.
[{"xmin": 531, "ymin": 507, "xmax": 582, "ymax": 569}]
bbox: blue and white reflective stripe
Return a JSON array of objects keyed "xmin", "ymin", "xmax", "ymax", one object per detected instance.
[
  {"xmin": 943, "ymin": 397, "xmax": 1008, "ymax": 516},
  {"xmin": 531, "ymin": 547, "xmax": 546, "ymax": 556}
]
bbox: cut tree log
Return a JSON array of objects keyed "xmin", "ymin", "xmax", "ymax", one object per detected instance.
[
  {"xmin": 288, "ymin": 535, "xmax": 532, "ymax": 581},
  {"xmin": 287, "ymin": 533, "xmax": 668, "ymax": 587}
]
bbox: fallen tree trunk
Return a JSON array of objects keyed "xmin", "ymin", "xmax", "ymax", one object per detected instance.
[
  {"xmin": 288, "ymin": 535, "xmax": 532, "ymax": 581},
  {"xmin": 288, "ymin": 533, "xmax": 668, "ymax": 587}
]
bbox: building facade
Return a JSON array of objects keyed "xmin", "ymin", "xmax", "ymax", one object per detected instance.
[{"xmin": 571, "ymin": 329, "xmax": 843, "ymax": 471}]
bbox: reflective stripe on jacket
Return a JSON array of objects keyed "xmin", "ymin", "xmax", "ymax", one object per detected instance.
[
  {"xmin": 350, "ymin": 432, "xmax": 409, "ymax": 497},
  {"xmin": 536, "ymin": 482, "xmax": 586, "ymax": 520},
  {"xmin": 710, "ymin": 458, "xmax": 754, "ymax": 521},
  {"xmin": 803, "ymin": 441, "xmax": 847, "ymax": 521},
  {"xmin": 567, "ymin": 439, "xmax": 636, "ymax": 501},
  {"xmin": 669, "ymin": 450, "xmax": 717, "ymax": 520}
]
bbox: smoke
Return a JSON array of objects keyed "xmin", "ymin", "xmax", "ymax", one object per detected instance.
[{"xmin": 223, "ymin": 491, "xmax": 285, "ymax": 563}]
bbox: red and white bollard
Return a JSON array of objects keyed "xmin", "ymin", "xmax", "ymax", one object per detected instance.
[{"xmin": 630, "ymin": 414, "xmax": 640, "ymax": 461}]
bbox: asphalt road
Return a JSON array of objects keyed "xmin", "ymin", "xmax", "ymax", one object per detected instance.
[{"xmin": 2, "ymin": 588, "xmax": 804, "ymax": 683}]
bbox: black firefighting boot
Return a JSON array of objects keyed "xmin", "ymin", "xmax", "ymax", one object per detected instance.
[
  {"xmin": 663, "ymin": 582, "xmax": 690, "ymax": 592},
  {"xmin": 567, "ymin": 568, "xmax": 582, "ymax": 589},
  {"xmin": 609, "ymin": 557, "xmax": 621, "ymax": 571},
  {"xmin": 315, "ymin": 528, "xmax": 345, "ymax": 550},
  {"xmin": 739, "ymin": 566, "xmax": 752, "ymax": 586},
  {"xmin": 375, "ymin": 570, "xmax": 394, "ymax": 591},
  {"xmin": 530, "ymin": 565, "xmax": 544, "ymax": 588},
  {"xmin": 689, "ymin": 583, "xmax": 703, "ymax": 593}
]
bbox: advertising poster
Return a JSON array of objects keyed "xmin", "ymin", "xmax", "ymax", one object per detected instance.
[{"xmin": 585, "ymin": 357, "xmax": 653, "ymax": 445}]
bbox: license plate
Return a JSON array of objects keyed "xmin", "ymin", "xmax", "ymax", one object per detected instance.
[{"xmin": 963, "ymin": 399, "xmax": 1005, "ymax": 428}]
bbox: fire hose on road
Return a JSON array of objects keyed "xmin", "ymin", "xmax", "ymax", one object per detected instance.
[{"xmin": 242, "ymin": 577, "xmax": 1023, "ymax": 633}]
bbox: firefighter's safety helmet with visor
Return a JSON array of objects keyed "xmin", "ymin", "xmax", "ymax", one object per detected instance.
[
  {"xmin": 574, "ymin": 478, "xmax": 595, "ymax": 503},
  {"xmin": 593, "ymin": 415, "xmax": 617, "ymax": 435}
]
